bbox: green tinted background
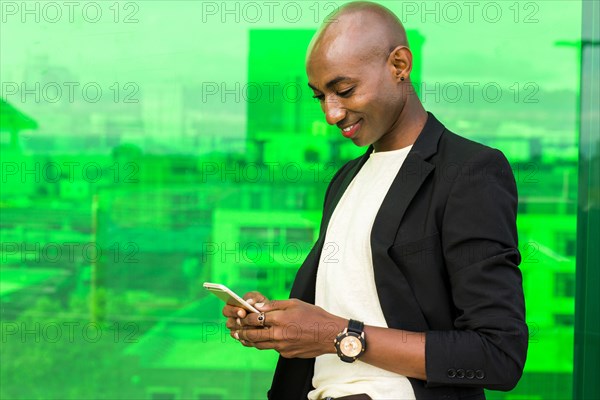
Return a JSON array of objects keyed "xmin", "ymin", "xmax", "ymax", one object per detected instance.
[{"xmin": 0, "ymin": 1, "xmax": 586, "ymax": 399}]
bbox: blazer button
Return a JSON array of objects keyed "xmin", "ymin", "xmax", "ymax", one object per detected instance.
[
  {"xmin": 447, "ymin": 368, "xmax": 456, "ymax": 378},
  {"xmin": 466, "ymin": 369, "xmax": 475, "ymax": 379},
  {"xmin": 475, "ymin": 370, "xmax": 485, "ymax": 379},
  {"xmin": 456, "ymin": 369, "xmax": 465, "ymax": 378}
]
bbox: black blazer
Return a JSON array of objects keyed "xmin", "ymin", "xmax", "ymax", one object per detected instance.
[{"xmin": 268, "ymin": 113, "xmax": 528, "ymax": 400}]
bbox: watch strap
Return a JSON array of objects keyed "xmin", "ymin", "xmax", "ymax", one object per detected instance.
[{"xmin": 347, "ymin": 319, "xmax": 364, "ymax": 334}]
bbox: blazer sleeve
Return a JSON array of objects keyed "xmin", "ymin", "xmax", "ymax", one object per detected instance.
[{"xmin": 424, "ymin": 148, "xmax": 528, "ymax": 391}]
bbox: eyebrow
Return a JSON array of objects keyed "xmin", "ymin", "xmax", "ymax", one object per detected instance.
[{"xmin": 308, "ymin": 76, "xmax": 353, "ymax": 92}]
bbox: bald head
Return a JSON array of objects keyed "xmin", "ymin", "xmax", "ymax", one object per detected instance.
[
  {"xmin": 308, "ymin": 2, "xmax": 408, "ymax": 66},
  {"xmin": 304, "ymin": 2, "xmax": 426, "ymax": 151}
]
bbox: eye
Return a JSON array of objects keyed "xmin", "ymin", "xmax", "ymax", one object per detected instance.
[
  {"xmin": 337, "ymin": 87, "xmax": 354, "ymax": 98},
  {"xmin": 312, "ymin": 93, "xmax": 324, "ymax": 101}
]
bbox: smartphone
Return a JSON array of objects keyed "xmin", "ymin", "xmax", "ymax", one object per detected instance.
[{"xmin": 203, "ymin": 282, "xmax": 260, "ymax": 313}]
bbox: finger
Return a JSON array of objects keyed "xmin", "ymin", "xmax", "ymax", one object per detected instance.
[
  {"xmin": 238, "ymin": 327, "xmax": 274, "ymax": 343},
  {"xmin": 238, "ymin": 335, "xmax": 254, "ymax": 347},
  {"xmin": 254, "ymin": 299, "xmax": 293, "ymax": 312},
  {"xmin": 241, "ymin": 310, "xmax": 268, "ymax": 327},
  {"xmin": 243, "ymin": 291, "xmax": 268, "ymax": 303},
  {"xmin": 232, "ymin": 329, "xmax": 253, "ymax": 346},
  {"xmin": 225, "ymin": 317, "xmax": 243, "ymax": 330},
  {"xmin": 243, "ymin": 308, "xmax": 294, "ymax": 328},
  {"xmin": 222, "ymin": 304, "xmax": 247, "ymax": 319},
  {"xmin": 252, "ymin": 340, "xmax": 276, "ymax": 350}
]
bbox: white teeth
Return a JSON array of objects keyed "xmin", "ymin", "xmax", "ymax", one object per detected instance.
[{"xmin": 343, "ymin": 125, "xmax": 354, "ymax": 132}]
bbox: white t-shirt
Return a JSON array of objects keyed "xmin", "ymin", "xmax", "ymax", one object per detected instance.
[{"xmin": 309, "ymin": 145, "xmax": 416, "ymax": 400}]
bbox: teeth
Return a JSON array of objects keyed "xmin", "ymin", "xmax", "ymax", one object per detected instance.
[{"xmin": 343, "ymin": 125, "xmax": 354, "ymax": 132}]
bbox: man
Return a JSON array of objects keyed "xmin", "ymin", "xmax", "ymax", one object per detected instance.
[{"xmin": 222, "ymin": 2, "xmax": 528, "ymax": 399}]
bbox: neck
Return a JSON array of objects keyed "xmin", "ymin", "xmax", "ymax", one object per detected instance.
[{"xmin": 373, "ymin": 94, "xmax": 427, "ymax": 153}]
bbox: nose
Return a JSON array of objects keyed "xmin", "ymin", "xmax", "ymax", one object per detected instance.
[{"xmin": 323, "ymin": 96, "xmax": 346, "ymax": 126}]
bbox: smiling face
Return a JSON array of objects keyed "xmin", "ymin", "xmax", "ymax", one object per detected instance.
[
  {"xmin": 307, "ymin": 43, "xmax": 405, "ymax": 148},
  {"xmin": 306, "ymin": 4, "xmax": 418, "ymax": 151}
]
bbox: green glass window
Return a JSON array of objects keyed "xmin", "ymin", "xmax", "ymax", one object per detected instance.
[{"xmin": 1, "ymin": 1, "xmax": 597, "ymax": 399}]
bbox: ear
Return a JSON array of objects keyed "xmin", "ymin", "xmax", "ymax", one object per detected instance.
[{"xmin": 388, "ymin": 46, "xmax": 413, "ymax": 83}]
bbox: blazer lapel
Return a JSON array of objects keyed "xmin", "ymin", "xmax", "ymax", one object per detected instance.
[
  {"xmin": 371, "ymin": 113, "xmax": 445, "ymax": 330},
  {"xmin": 372, "ymin": 113, "xmax": 444, "ymax": 246}
]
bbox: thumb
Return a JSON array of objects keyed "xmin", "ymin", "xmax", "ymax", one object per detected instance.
[
  {"xmin": 245, "ymin": 292, "xmax": 268, "ymax": 304},
  {"xmin": 255, "ymin": 299, "xmax": 291, "ymax": 312}
]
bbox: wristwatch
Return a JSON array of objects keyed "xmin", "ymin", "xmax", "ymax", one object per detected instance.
[{"xmin": 334, "ymin": 319, "xmax": 366, "ymax": 363}]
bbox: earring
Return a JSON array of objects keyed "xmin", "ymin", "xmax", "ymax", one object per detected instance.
[{"xmin": 400, "ymin": 76, "xmax": 405, "ymax": 81}]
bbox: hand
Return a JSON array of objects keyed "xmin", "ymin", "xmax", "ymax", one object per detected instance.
[
  {"xmin": 222, "ymin": 291, "xmax": 268, "ymax": 337},
  {"xmin": 234, "ymin": 298, "xmax": 347, "ymax": 359}
]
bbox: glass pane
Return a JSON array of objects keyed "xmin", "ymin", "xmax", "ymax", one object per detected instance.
[{"xmin": 0, "ymin": 1, "xmax": 582, "ymax": 399}]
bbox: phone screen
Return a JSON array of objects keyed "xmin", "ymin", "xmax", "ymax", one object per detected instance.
[{"xmin": 203, "ymin": 283, "xmax": 259, "ymax": 313}]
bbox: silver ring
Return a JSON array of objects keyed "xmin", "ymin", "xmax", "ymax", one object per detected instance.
[{"xmin": 257, "ymin": 312, "xmax": 266, "ymax": 326}]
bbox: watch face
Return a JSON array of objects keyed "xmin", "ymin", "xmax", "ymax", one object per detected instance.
[{"xmin": 340, "ymin": 335, "xmax": 363, "ymax": 357}]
